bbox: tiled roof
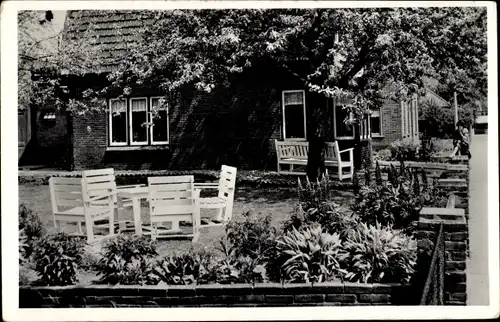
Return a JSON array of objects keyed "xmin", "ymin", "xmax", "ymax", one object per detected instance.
[{"xmin": 63, "ymin": 10, "xmax": 155, "ymax": 72}]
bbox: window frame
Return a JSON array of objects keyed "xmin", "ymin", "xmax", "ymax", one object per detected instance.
[
  {"xmin": 129, "ymin": 97, "xmax": 149, "ymax": 146},
  {"xmin": 370, "ymin": 108, "xmax": 383, "ymax": 137},
  {"xmin": 149, "ymin": 96, "xmax": 170, "ymax": 145},
  {"xmin": 108, "ymin": 96, "xmax": 170, "ymax": 148},
  {"xmin": 333, "ymin": 98, "xmax": 355, "ymax": 140},
  {"xmin": 282, "ymin": 89, "xmax": 307, "ymax": 141},
  {"xmin": 108, "ymin": 98, "xmax": 128, "ymax": 147}
]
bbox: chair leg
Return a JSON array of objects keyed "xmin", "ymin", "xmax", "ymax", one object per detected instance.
[
  {"xmin": 77, "ymin": 222, "xmax": 83, "ymax": 234},
  {"xmin": 192, "ymin": 208, "xmax": 201, "ymax": 243},
  {"xmin": 215, "ymin": 208, "xmax": 224, "ymax": 222},
  {"xmin": 108, "ymin": 211, "xmax": 115, "ymax": 236},
  {"xmin": 85, "ymin": 219, "xmax": 94, "ymax": 242}
]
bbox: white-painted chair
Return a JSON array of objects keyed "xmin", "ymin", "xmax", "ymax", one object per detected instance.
[
  {"xmin": 148, "ymin": 176, "xmax": 200, "ymax": 242},
  {"xmin": 49, "ymin": 176, "xmax": 115, "ymax": 243},
  {"xmin": 194, "ymin": 165, "xmax": 237, "ymax": 226},
  {"xmin": 82, "ymin": 168, "xmax": 145, "ymax": 233}
]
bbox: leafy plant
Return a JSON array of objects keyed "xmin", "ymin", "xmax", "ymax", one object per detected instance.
[
  {"xmin": 31, "ymin": 233, "xmax": 86, "ymax": 286},
  {"xmin": 215, "ymin": 236, "xmax": 268, "ymax": 284},
  {"xmin": 282, "ymin": 202, "xmax": 357, "ymax": 239},
  {"xmin": 373, "ymin": 148, "xmax": 392, "ymax": 162},
  {"xmin": 224, "ymin": 211, "xmax": 278, "ymax": 260},
  {"xmin": 340, "ymin": 223, "xmax": 417, "ymax": 284},
  {"xmin": 297, "ymin": 175, "xmax": 332, "ymax": 210},
  {"xmin": 353, "ymin": 162, "xmax": 447, "ymax": 232},
  {"xmin": 389, "ymin": 139, "xmax": 420, "ymax": 162},
  {"xmin": 276, "ymin": 224, "xmax": 346, "ymax": 284},
  {"xmin": 153, "ymin": 247, "xmax": 218, "ymax": 285},
  {"xmin": 97, "ymin": 234, "xmax": 158, "ymax": 285},
  {"xmin": 19, "ymin": 203, "xmax": 45, "ymax": 262}
]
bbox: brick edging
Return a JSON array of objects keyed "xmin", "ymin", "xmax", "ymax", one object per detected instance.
[{"xmin": 20, "ymin": 281, "xmax": 406, "ymax": 308}]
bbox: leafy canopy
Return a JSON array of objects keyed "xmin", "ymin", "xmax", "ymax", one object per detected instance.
[{"xmin": 24, "ymin": 8, "xmax": 487, "ymax": 117}]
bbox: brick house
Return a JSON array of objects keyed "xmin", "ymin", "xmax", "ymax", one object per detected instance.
[{"xmin": 21, "ymin": 11, "xmax": 448, "ymax": 171}]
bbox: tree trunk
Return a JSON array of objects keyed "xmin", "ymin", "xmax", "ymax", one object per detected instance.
[
  {"xmin": 306, "ymin": 95, "xmax": 328, "ymax": 182},
  {"xmin": 307, "ymin": 136, "xmax": 326, "ymax": 182}
]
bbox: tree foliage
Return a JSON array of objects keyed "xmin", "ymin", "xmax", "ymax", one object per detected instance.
[
  {"xmin": 92, "ymin": 8, "xmax": 487, "ymax": 118},
  {"xmin": 18, "ymin": 10, "xmax": 105, "ymax": 111}
]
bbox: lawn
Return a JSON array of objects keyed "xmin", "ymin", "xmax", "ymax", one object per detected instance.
[{"xmin": 19, "ymin": 182, "xmax": 354, "ymax": 285}]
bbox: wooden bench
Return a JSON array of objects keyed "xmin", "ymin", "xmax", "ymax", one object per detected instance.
[{"xmin": 274, "ymin": 140, "xmax": 354, "ymax": 180}]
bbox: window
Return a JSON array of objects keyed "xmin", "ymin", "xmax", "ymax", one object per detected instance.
[
  {"xmin": 150, "ymin": 97, "xmax": 169, "ymax": 144},
  {"xmin": 370, "ymin": 108, "xmax": 382, "ymax": 136},
  {"xmin": 333, "ymin": 98, "xmax": 354, "ymax": 139},
  {"xmin": 130, "ymin": 98, "xmax": 148, "ymax": 145},
  {"xmin": 108, "ymin": 96, "xmax": 169, "ymax": 147},
  {"xmin": 282, "ymin": 90, "xmax": 307, "ymax": 140},
  {"xmin": 109, "ymin": 99, "xmax": 127, "ymax": 146}
]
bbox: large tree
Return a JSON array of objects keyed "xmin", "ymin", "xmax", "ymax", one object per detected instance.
[{"xmin": 48, "ymin": 8, "xmax": 489, "ymax": 179}]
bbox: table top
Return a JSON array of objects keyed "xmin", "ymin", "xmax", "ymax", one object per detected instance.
[{"xmin": 116, "ymin": 186, "xmax": 148, "ymax": 198}]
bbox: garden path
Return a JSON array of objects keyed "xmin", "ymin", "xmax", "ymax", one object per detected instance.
[{"xmin": 466, "ymin": 133, "xmax": 489, "ymax": 306}]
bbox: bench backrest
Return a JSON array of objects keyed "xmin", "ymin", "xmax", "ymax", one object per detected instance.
[
  {"xmin": 49, "ymin": 177, "xmax": 83, "ymax": 212},
  {"xmin": 148, "ymin": 175, "xmax": 196, "ymax": 216},
  {"xmin": 275, "ymin": 140, "xmax": 340, "ymax": 161}
]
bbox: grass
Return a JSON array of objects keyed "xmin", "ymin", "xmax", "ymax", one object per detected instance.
[{"xmin": 19, "ymin": 182, "xmax": 354, "ymax": 286}]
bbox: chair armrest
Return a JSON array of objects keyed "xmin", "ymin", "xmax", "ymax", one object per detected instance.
[
  {"xmin": 338, "ymin": 148, "xmax": 354, "ymax": 162},
  {"xmin": 194, "ymin": 183, "xmax": 219, "ymax": 190},
  {"xmin": 117, "ymin": 184, "xmax": 146, "ymax": 190},
  {"xmin": 338, "ymin": 147, "xmax": 354, "ymax": 154},
  {"xmin": 88, "ymin": 192, "xmax": 116, "ymax": 203}
]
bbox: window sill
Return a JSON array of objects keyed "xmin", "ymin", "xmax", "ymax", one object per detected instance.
[
  {"xmin": 335, "ymin": 137, "xmax": 355, "ymax": 140},
  {"xmin": 106, "ymin": 145, "xmax": 170, "ymax": 152},
  {"xmin": 371, "ymin": 134, "xmax": 384, "ymax": 138}
]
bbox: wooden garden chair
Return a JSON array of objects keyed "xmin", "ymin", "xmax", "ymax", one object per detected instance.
[
  {"xmin": 147, "ymin": 175, "xmax": 201, "ymax": 242},
  {"xmin": 49, "ymin": 176, "xmax": 115, "ymax": 243},
  {"xmin": 194, "ymin": 165, "xmax": 237, "ymax": 226},
  {"xmin": 82, "ymin": 168, "xmax": 145, "ymax": 233}
]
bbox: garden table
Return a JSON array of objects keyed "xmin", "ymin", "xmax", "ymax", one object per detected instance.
[{"xmin": 116, "ymin": 186, "xmax": 148, "ymax": 236}]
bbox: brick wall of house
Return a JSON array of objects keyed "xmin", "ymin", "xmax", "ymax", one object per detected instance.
[
  {"xmin": 372, "ymin": 100, "xmax": 402, "ymax": 150},
  {"xmin": 20, "ymin": 282, "xmax": 409, "ymax": 308},
  {"xmin": 71, "ymin": 62, "xmax": 343, "ymax": 171}
]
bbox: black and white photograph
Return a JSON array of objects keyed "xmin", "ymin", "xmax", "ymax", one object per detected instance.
[{"xmin": 2, "ymin": 1, "xmax": 498, "ymax": 320}]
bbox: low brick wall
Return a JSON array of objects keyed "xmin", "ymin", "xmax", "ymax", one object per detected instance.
[
  {"xmin": 19, "ymin": 282, "xmax": 408, "ymax": 308},
  {"xmin": 415, "ymin": 207, "xmax": 468, "ymax": 305}
]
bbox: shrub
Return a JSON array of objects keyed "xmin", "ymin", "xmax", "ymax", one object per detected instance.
[
  {"xmin": 389, "ymin": 139, "xmax": 420, "ymax": 162},
  {"xmin": 31, "ymin": 233, "xmax": 86, "ymax": 286},
  {"xmin": 19, "ymin": 203, "xmax": 45, "ymax": 261},
  {"xmin": 224, "ymin": 211, "xmax": 278, "ymax": 260},
  {"xmin": 153, "ymin": 247, "xmax": 218, "ymax": 285},
  {"xmin": 297, "ymin": 175, "xmax": 331, "ymax": 210},
  {"xmin": 282, "ymin": 202, "xmax": 358, "ymax": 239},
  {"xmin": 97, "ymin": 235, "xmax": 158, "ymax": 285},
  {"xmin": 19, "ymin": 265, "xmax": 37, "ymax": 286},
  {"xmin": 276, "ymin": 224, "xmax": 345, "ymax": 284},
  {"xmin": 340, "ymin": 223, "xmax": 417, "ymax": 284},
  {"xmin": 373, "ymin": 148, "xmax": 392, "ymax": 162},
  {"xmin": 353, "ymin": 162, "xmax": 447, "ymax": 232},
  {"xmin": 215, "ymin": 236, "xmax": 269, "ymax": 284}
]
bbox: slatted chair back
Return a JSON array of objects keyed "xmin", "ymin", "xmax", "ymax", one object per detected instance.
[
  {"xmin": 82, "ymin": 168, "xmax": 117, "ymax": 205},
  {"xmin": 49, "ymin": 177, "xmax": 84, "ymax": 213},
  {"xmin": 148, "ymin": 176, "xmax": 196, "ymax": 216},
  {"xmin": 217, "ymin": 165, "xmax": 237, "ymax": 201},
  {"xmin": 148, "ymin": 175, "xmax": 200, "ymax": 241},
  {"xmin": 325, "ymin": 141, "xmax": 340, "ymax": 160}
]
